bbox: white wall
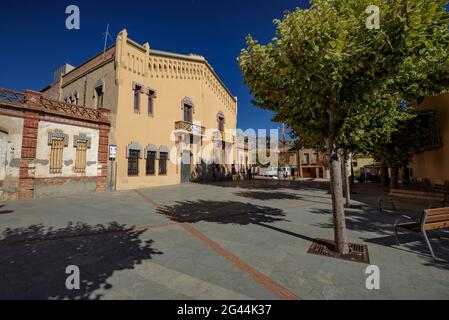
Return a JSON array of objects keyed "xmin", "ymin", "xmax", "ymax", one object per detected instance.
[{"xmin": 35, "ymin": 121, "xmax": 99, "ymax": 178}]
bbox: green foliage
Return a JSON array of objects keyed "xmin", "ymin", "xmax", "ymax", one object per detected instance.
[
  {"xmin": 372, "ymin": 110, "xmax": 442, "ymax": 168},
  {"xmin": 239, "ymin": 0, "xmax": 449, "ymax": 153}
]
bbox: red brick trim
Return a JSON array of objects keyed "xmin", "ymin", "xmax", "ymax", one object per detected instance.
[
  {"xmin": 96, "ymin": 123, "xmax": 110, "ymax": 192},
  {"xmin": 134, "ymin": 189, "xmax": 301, "ymax": 301},
  {"xmin": 18, "ymin": 94, "xmax": 40, "ymax": 200}
]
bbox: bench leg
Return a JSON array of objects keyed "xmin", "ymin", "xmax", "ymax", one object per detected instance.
[
  {"xmin": 394, "ymin": 225, "xmax": 401, "ymax": 245},
  {"xmin": 422, "ymin": 231, "xmax": 437, "ymax": 261}
]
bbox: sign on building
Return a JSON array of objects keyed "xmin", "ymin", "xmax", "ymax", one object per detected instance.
[{"xmin": 109, "ymin": 144, "xmax": 117, "ymax": 159}]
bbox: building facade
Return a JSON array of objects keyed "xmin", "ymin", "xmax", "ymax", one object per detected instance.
[
  {"xmin": 0, "ymin": 88, "xmax": 110, "ymax": 201},
  {"xmin": 278, "ymin": 142, "xmax": 329, "ymax": 179},
  {"xmin": 43, "ymin": 29, "xmax": 238, "ymax": 191},
  {"xmin": 411, "ymin": 93, "xmax": 449, "ymax": 185}
]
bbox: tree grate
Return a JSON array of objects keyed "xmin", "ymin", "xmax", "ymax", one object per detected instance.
[{"xmin": 307, "ymin": 239, "xmax": 370, "ymax": 264}]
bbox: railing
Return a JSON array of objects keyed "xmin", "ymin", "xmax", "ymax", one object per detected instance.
[
  {"xmin": 40, "ymin": 98, "xmax": 106, "ymax": 122},
  {"xmin": 212, "ymin": 131, "xmax": 235, "ymax": 144},
  {"xmin": 222, "ymin": 132, "xmax": 235, "ymax": 144},
  {"xmin": 174, "ymin": 121, "xmax": 205, "ymax": 135},
  {"xmin": 0, "ymin": 88, "xmax": 26, "ymax": 105},
  {"xmin": 0, "ymin": 88, "xmax": 109, "ymax": 124}
]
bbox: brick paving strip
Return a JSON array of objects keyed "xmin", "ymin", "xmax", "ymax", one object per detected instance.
[{"xmin": 134, "ymin": 189, "xmax": 301, "ymax": 300}]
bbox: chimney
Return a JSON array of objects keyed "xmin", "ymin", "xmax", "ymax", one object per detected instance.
[{"xmin": 53, "ymin": 63, "xmax": 75, "ymax": 84}]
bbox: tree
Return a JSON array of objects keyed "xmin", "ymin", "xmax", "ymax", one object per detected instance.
[
  {"xmin": 239, "ymin": 0, "xmax": 449, "ymax": 255},
  {"xmin": 372, "ymin": 109, "xmax": 441, "ymax": 188}
]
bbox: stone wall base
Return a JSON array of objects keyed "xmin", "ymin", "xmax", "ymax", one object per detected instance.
[{"xmin": 33, "ymin": 176, "xmax": 98, "ymax": 199}]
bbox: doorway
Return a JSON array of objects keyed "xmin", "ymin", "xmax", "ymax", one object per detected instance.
[{"xmin": 181, "ymin": 150, "xmax": 192, "ymax": 183}]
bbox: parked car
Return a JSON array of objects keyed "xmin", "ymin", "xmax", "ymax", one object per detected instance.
[
  {"xmin": 367, "ymin": 172, "xmax": 381, "ymax": 183},
  {"xmin": 259, "ymin": 167, "xmax": 278, "ymax": 177},
  {"xmin": 357, "ymin": 172, "xmax": 381, "ymax": 183},
  {"xmin": 279, "ymin": 167, "xmax": 292, "ymax": 178}
]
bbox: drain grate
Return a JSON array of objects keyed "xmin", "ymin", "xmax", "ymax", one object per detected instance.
[{"xmin": 307, "ymin": 239, "xmax": 370, "ymax": 264}]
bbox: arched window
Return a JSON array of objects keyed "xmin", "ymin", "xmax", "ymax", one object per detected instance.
[
  {"xmin": 48, "ymin": 130, "xmax": 68, "ymax": 174},
  {"xmin": 145, "ymin": 144, "xmax": 158, "ymax": 175},
  {"xmin": 217, "ymin": 112, "xmax": 226, "ymax": 132},
  {"xmin": 94, "ymin": 80, "xmax": 105, "ymax": 108},
  {"xmin": 126, "ymin": 141, "xmax": 142, "ymax": 176},
  {"xmin": 158, "ymin": 145, "xmax": 170, "ymax": 175},
  {"xmin": 182, "ymin": 97, "xmax": 195, "ymax": 123},
  {"xmin": 147, "ymin": 88, "xmax": 157, "ymax": 117}
]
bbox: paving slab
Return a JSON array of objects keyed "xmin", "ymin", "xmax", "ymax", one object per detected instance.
[{"xmin": 0, "ymin": 180, "xmax": 448, "ymax": 299}]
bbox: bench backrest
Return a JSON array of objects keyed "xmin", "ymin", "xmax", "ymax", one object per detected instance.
[{"xmin": 423, "ymin": 207, "xmax": 449, "ymax": 231}]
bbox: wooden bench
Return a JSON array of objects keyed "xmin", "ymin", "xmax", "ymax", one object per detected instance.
[
  {"xmin": 378, "ymin": 188, "xmax": 447, "ymax": 213},
  {"xmin": 394, "ymin": 207, "xmax": 449, "ymax": 260}
]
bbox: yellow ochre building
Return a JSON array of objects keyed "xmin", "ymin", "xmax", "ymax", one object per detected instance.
[{"xmin": 43, "ymin": 29, "xmax": 238, "ymax": 191}]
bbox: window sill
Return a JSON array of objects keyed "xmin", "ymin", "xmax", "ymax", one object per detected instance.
[
  {"xmin": 159, "ymin": 173, "xmax": 168, "ymax": 176},
  {"xmin": 146, "ymin": 173, "xmax": 156, "ymax": 176}
]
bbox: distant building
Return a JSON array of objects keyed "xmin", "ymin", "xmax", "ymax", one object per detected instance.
[
  {"xmin": 351, "ymin": 155, "xmax": 380, "ymax": 177},
  {"xmin": 410, "ymin": 94, "xmax": 448, "ymax": 186},
  {"xmin": 278, "ymin": 141, "xmax": 329, "ymax": 179}
]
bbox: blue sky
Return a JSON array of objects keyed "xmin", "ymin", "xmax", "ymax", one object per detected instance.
[{"xmin": 0, "ymin": 0, "xmax": 309, "ymax": 131}]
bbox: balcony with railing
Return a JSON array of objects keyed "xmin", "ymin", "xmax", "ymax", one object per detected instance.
[
  {"xmin": 212, "ymin": 130, "xmax": 235, "ymax": 144},
  {"xmin": 174, "ymin": 121, "xmax": 205, "ymax": 136},
  {"xmin": 0, "ymin": 87, "xmax": 110, "ymax": 124}
]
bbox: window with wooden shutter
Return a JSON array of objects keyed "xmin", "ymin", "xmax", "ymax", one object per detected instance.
[
  {"xmin": 128, "ymin": 150, "xmax": 140, "ymax": 176},
  {"xmin": 50, "ymin": 139, "xmax": 64, "ymax": 174},
  {"xmin": 75, "ymin": 141, "xmax": 87, "ymax": 173}
]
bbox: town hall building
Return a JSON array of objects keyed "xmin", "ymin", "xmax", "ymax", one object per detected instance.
[{"xmin": 42, "ymin": 29, "xmax": 238, "ymax": 191}]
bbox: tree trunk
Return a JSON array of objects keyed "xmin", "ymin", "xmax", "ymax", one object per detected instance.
[
  {"xmin": 350, "ymin": 157, "xmax": 355, "ymax": 186},
  {"xmin": 342, "ymin": 149, "xmax": 351, "ymax": 208},
  {"xmin": 382, "ymin": 164, "xmax": 390, "ymax": 188},
  {"xmin": 391, "ymin": 167, "xmax": 399, "ymax": 189},
  {"xmin": 326, "ymin": 138, "xmax": 350, "ymax": 255}
]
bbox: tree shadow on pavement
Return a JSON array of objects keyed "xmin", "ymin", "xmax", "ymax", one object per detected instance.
[
  {"xmin": 310, "ymin": 207, "xmax": 396, "ymax": 235},
  {"xmin": 309, "ymin": 207, "xmax": 449, "ymax": 269},
  {"xmin": 201, "ymin": 179, "xmax": 331, "ymax": 192},
  {"xmin": 157, "ymin": 200, "xmax": 287, "ymax": 225},
  {"xmin": 234, "ymin": 190, "xmax": 332, "ymax": 205},
  {"xmin": 234, "ymin": 191, "xmax": 302, "ymax": 201},
  {"xmin": 157, "ymin": 200, "xmax": 320, "ymax": 246},
  {"xmin": 0, "ymin": 222, "xmax": 162, "ymax": 300}
]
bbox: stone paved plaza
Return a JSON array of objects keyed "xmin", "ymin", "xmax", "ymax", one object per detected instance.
[{"xmin": 0, "ymin": 180, "xmax": 448, "ymax": 300}]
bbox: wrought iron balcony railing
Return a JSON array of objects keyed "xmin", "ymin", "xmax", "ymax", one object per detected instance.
[
  {"xmin": 174, "ymin": 121, "xmax": 205, "ymax": 135},
  {"xmin": 212, "ymin": 131, "xmax": 235, "ymax": 144}
]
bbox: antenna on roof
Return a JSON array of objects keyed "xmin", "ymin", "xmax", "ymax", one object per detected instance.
[{"xmin": 102, "ymin": 24, "xmax": 114, "ymax": 59}]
